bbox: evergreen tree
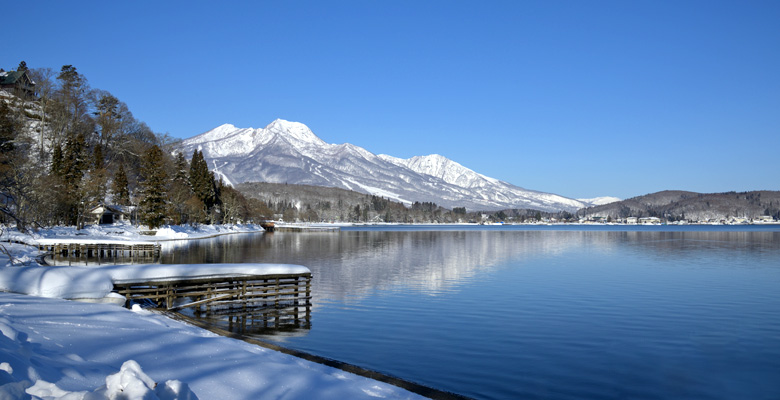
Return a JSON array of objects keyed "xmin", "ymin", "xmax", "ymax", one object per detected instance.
[
  {"xmin": 188, "ymin": 150, "xmax": 218, "ymax": 221},
  {"xmin": 53, "ymin": 65, "xmax": 90, "ymax": 147},
  {"xmin": 0, "ymin": 102, "xmax": 20, "ymax": 226},
  {"xmin": 0, "ymin": 102, "xmax": 17, "ymax": 181},
  {"xmin": 138, "ymin": 145, "xmax": 168, "ymax": 229},
  {"xmin": 61, "ymin": 132, "xmax": 87, "ymax": 187},
  {"xmin": 112, "ymin": 164, "xmax": 130, "ymax": 205},
  {"xmin": 49, "ymin": 132, "xmax": 90, "ymax": 226},
  {"xmin": 51, "ymin": 144, "xmax": 63, "ymax": 175},
  {"xmin": 173, "ymin": 152, "xmax": 188, "ymax": 184},
  {"xmin": 93, "ymin": 144, "xmax": 104, "ymax": 169},
  {"xmin": 189, "ymin": 150, "xmax": 209, "ymax": 199},
  {"xmin": 94, "ymin": 92, "xmax": 121, "ymax": 150},
  {"xmin": 168, "ymin": 152, "xmax": 195, "ymax": 225},
  {"xmin": 57, "ymin": 65, "xmax": 81, "ymax": 93}
]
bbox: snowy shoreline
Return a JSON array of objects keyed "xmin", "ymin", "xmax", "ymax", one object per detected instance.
[
  {"xmin": 3, "ymin": 222, "xmax": 271, "ymax": 246},
  {"xmin": 0, "ymin": 292, "xmax": 425, "ymax": 400},
  {"xmin": 0, "ymin": 224, "xmax": 428, "ymax": 400}
]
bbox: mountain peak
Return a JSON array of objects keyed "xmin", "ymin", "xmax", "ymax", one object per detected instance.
[
  {"xmin": 264, "ymin": 119, "xmax": 325, "ymax": 147},
  {"xmin": 193, "ymin": 123, "xmax": 241, "ymax": 143},
  {"xmin": 265, "ymin": 118, "xmax": 300, "ymax": 130},
  {"xmin": 179, "ymin": 119, "xmax": 590, "ymax": 212}
]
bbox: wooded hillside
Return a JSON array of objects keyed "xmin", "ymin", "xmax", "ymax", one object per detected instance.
[
  {"xmin": 0, "ymin": 62, "xmax": 270, "ymax": 230},
  {"xmin": 578, "ymin": 190, "xmax": 780, "ymax": 221}
]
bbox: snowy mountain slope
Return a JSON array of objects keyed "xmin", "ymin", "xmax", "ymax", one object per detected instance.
[
  {"xmin": 178, "ymin": 119, "xmax": 592, "ymax": 212},
  {"xmin": 577, "ymin": 196, "xmax": 621, "ymax": 207}
]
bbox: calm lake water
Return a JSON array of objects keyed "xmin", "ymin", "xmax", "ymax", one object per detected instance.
[{"xmin": 160, "ymin": 226, "xmax": 780, "ymax": 400}]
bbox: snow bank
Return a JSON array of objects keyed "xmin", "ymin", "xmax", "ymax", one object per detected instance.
[
  {"xmin": 1, "ymin": 310, "xmax": 198, "ymax": 400},
  {"xmin": 0, "ymin": 263, "xmax": 309, "ymax": 300},
  {"xmin": 23, "ymin": 360, "xmax": 199, "ymax": 400},
  {"xmin": 2, "ymin": 223, "xmax": 266, "ymax": 246},
  {"xmin": 154, "ymin": 227, "xmax": 191, "ymax": 239},
  {"xmin": 0, "ymin": 242, "xmax": 41, "ymax": 267},
  {"xmin": 101, "ymin": 263, "xmax": 310, "ymax": 284},
  {"xmin": 0, "ymin": 292, "xmax": 423, "ymax": 399},
  {"xmin": 0, "ymin": 266, "xmax": 113, "ymax": 299}
]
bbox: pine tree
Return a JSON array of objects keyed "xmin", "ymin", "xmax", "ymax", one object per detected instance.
[
  {"xmin": 0, "ymin": 102, "xmax": 20, "ymax": 226},
  {"xmin": 54, "ymin": 65, "xmax": 90, "ymax": 145},
  {"xmin": 52, "ymin": 132, "xmax": 89, "ymax": 226},
  {"xmin": 51, "ymin": 144, "xmax": 63, "ymax": 175},
  {"xmin": 189, "ymin": 150, "xmax": 207, "ymax": 197},
  {"xmin": 189, "ymin": 150, "xmax": 218, "ymax": 219},
  {"xmin": 173, "ymin": 152, "xmax": 188, "ymax": 184},
  {"xmin": 94, "ymin": 92, "xmax": 120, "ymax": 150},
  {"xmin": 93, "ymin": 144, "xmax": 104, "ymax": 170},
  {"xmin": 57, "ymin": 65, "xmax": 81, "ymax": 93},
  {"xmin": 168, "ymin": 152, "xmax": 195, "ymax": 225},
  {"xmin": 62, "ymin": 132, "xmax": 87, "ymax": 187},
  {"xmin": 112, "ymin": 164, "xmax": 130, "ymax": 205},
  {"xmin": 0, "ymin": 102, "xmax": 17, "ymax": 180},
  {"xmin": 138, "ymin": 145, "xmax": 168, "ymax": 229}
]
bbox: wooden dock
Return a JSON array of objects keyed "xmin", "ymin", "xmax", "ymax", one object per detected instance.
[
  {"xmin": 38, "ymin": 242, "xmax": 161, "ymax": 258},
  {"xmin": 36, "ymin": 241, "xmax": 161, "ymax": 265},
  {"xmin": 112, "ymin": 272, "xmax": 312, "ymax": 311},
  {"xmin": 113, "ymin": 271, "xmax": 312, "ymax": 332}
]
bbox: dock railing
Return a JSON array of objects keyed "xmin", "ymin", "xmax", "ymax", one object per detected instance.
[
  {"xmin": 113, "ymin": 272, "xmax": 313, "ymax": 332},
  {"xmin": 36, "ymin": 241, "xmax": 161, "ymax": 265}
]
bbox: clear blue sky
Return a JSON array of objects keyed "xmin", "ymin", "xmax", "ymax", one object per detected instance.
[{"xmin": 4, "ymin": 1, "xmax": 779, "ymax": 200}]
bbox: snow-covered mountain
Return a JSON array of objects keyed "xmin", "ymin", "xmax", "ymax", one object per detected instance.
[
  {"xmin": 576, "ymin": 196, "xmax": 621, "ymax": 207},
  {"xmin": 178, "ymin": 119, "xmax": 605, "ymax": 212}
]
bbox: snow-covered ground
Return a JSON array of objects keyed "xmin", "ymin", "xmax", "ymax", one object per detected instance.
[
  {"xmin": 0, "ymin": 262, "xmax": 311, "ymax": 301},
  {"xmin": 3, "ymin": 222, "xmax": 270, "ymax": 245},
  {"xmin": 0, "ymin": 292, "xmax": 422, "ymax": 400},
  {"xmin": 0, "ymin": 225, "xmax": 424, "ymax": 400}
]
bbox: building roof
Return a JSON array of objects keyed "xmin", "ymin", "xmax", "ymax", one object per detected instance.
[
  {"xmin": 88, "ymin": 204, "xmax": 130, "ymax": 215},
  {"xmin": 0, "ymin": 70, "xmax": 34, "ymax": 87}
]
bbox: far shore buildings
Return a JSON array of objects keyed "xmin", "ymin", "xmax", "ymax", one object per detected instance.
[{"xmin": 577, "ymin": 214, "xmax": 776, "ymax": 225}]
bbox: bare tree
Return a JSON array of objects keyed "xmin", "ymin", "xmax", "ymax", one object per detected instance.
[{"xmin": 28, "ymin": 67, "xmax": 56, "ymax": 164}]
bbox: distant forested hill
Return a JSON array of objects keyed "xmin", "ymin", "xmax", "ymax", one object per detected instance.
[
  {"xmin": 579, "ymin": 190, "xmax": 780, "ymax": 221},
  {"xmin": 235, "ymin": 182, "xmax": 455, "ymax": 223}
]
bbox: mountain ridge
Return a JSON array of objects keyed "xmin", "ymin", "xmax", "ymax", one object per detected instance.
[
  {"xmin": 179, "ymin": 119, "xmax": 615, "ymax": 212},
  {"xmin": 580, "ymin": 190, "xmax": 780, "ymax": 221}
]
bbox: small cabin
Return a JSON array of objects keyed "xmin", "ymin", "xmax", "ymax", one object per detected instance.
[
  {"xmin": 0, "ymin": 69, "xmax": 35, "ymax": 98},
  {"xmin": 88, "ymin": 205, "xmax": 130, "ymax": 225}
]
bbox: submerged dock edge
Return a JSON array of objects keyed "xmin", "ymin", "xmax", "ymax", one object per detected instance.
[{"xmin": 163, "ymin": 311, "xmax": 472, "ymax": 400}]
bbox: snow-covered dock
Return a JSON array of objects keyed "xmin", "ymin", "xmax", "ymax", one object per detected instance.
[
  {"xmin": 0, "ymin": 236, "xmax": 428, "ymax": 399},
  {"xmin": 110, "ymin": 263, "xmax": 311, "ymax": 313}
]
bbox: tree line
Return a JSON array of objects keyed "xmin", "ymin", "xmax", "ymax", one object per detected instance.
[
  {"xmin": 2, "ymin": 61, "xmax": 571, "ymax": 230},
  {"xmin": 1, "ymin": 61, "xmax": 272, "ymax": 231}
]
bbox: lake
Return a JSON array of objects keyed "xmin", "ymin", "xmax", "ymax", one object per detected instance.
[{"xmin": 160, "ymin": 225, "xmax": 780, "ymax": 400}]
